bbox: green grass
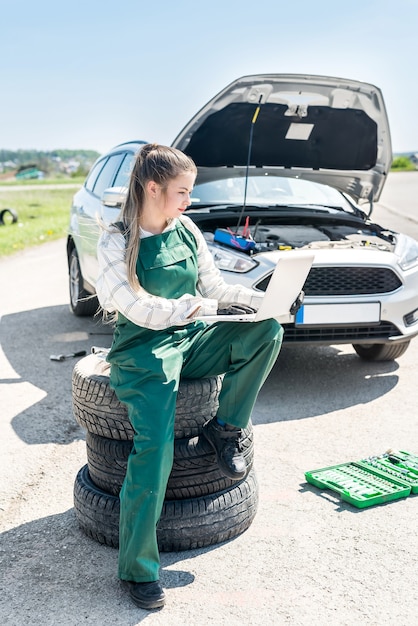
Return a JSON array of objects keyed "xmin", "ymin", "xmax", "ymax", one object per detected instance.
[
  {"xmin": 0, "ymin": 176, "xmax": 85, "ymax": 186},
  {"xmin": 0, "ymin": 186, "xmax": 80, "ymax": 256}
]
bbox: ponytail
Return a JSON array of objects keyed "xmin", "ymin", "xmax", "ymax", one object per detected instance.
[{"xmin": 121, "ymin": 144, "xmax": 197, "ymax": 288}]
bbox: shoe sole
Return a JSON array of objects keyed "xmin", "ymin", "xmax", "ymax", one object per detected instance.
[{"xmin": 130, "ymin": 596, "xmax": 166, "ymax": 610}]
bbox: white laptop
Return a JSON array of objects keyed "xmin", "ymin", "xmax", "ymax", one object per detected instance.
[{"xmin": 196, "ymin": 251, "xmax": 315, "ymax": 323}]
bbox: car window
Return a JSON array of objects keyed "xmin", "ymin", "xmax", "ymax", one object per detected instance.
[
  {"xmin": 113, "ymin": 152, "xmax": 135, "ymax": 188},
  {"xmin": 84, "ymin": 158, "xmax": 107, "ymax": 192},
  {"xmin": 192, "ymin": 175, "xmax": 352, "ymax": 211},
  {"xmin": 92, "ymin": 153, "xmax": 125, "ymax": 198}
]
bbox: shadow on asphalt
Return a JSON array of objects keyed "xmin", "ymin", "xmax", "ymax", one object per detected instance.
[
  {"xmin": 1, "ymin": 304, "xmax": 113, "ymax": 446},
  {"xmin": 1, "ymin": 303, "xmax": 400, "ymax": 442},
  {"xmin": 0, "ymin": 508, "xmax": 200, "ymax": 622},
  {"xmin": 251, "ymin": 341, "xmax": 399, "ymax": 425}
]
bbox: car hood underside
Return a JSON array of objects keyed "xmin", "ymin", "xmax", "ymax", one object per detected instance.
[{"xmin": 172, "ymin": 74, "xmax": 392, "ymax": 203}]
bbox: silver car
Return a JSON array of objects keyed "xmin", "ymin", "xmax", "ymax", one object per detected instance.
[{"xmin": 67, "ymin": 74, "xmax": 418, "ymax": 361}]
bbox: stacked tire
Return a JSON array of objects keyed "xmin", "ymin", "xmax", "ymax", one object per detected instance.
[{"xmin": 72, "ymin": 348, "xmax": 259, "ymax": 551}]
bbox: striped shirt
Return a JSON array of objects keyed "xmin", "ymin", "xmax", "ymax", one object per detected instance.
[{"xmin": 96, "ymin": 214, "xmax": 263, "ymax": 331}]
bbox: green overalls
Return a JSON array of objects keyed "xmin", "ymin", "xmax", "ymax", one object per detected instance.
[{"xmin": 107, "ymin": 221, "xmax": 283, "ymax": 583}]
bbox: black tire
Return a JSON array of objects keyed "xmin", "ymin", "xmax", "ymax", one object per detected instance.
[
  {"xmin": 0, "ymin": 207, "xmax": 18, "ymax": 225},
  {"xmin": 73, "ymin": 464, "xmax": 259, "ymax": 551},
  {"xmin": 352, "ymin": 341, "xmax": 410, "ymax": 361},
  {"xmin": 68, "ymin": 247, "xmax": 99, "ymax": 316},
  {"xmin": 85, "ymin": 425, "xmax": 254, "ymax": 499},
  {"xmin": 72, "ymin": 351, "xmax": 222, "ymax": 441}
]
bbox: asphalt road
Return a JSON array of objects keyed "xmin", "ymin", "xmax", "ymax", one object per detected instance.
[{"xmin": 1, "ymin": 173, "xmax": 418, "ymax": 625}]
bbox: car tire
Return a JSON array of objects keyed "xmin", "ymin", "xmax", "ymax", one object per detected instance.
[
  {"xmin": 352, "ymin": 341, "xmax": 410, "ymax": 361},
  {"xmin": 68, "ymin": 247, "xmax": 99, "ymax": 316},
  {"xmin": 85, "ymin": 426, "xmax": 254, "ymax": 499},
  {"xmin": 0, "ymin": 207, "xmax": 18, "ymax": 225},
  {"xmin": 72, "ymin": 351, "xmax": 222, "ymax": 441},
  {"xmin": 73, "ymin": 464, "xmax": 259, "ymax": 551}
]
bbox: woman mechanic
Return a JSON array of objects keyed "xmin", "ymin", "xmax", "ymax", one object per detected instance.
[{"xmin": 96, "ymin": 143, "xmax": 284, "ymax": 610}]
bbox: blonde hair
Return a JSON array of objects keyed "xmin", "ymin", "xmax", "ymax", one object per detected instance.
[{"xmin": 121, "ymin": 143, "xmax": 197, "ymax": 288}]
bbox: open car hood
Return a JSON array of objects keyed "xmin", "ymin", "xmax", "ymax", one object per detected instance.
[{"xmin": 172, "ymin": 74, "xmax": 392, "ymax": 203}]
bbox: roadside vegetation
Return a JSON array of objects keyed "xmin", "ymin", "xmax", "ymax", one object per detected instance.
[
  {"xmin": 0, "ymin": 176, "xmax": 85, "ymax": 187},
  {"xmin": 0, "ymin": 148, "xmax": 99, "ymax": 180},
  {"xmin": 391, "ymin": 156, "xmax": 416, "ymax": 171},
  {"xmin": 0, "ymin": 185, "xmax": 79, "ymax": 256},
  {"xmin": 0, "ymin": 148, "xmax": 98, "ymax": 256}
]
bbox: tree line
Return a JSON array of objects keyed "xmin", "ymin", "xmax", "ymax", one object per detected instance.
[
  {"xmin": 0, "ymin": 148, "xmax": 100, "ymax": 163},
  {"xmin": 0, "ymin": 148, "xmax": 101, "ymax": 178}
]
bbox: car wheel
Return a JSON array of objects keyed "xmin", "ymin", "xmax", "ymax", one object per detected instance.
[
  {"xmin": 352, "ymin": 341, "xmax": 410, "ymax": 361},
  {"xmin": 69, "ymin": 247, "xmax": 98, "ymax": 316},
  {"xmin": 74, "ymin": 464, "xmax": 258, "ymax": 551},
  {"xmin": 0, "ymin": 207, "xmax": 18, "ymax": 225},
  {"xmin": 85, "ymin": 426, "xmax": 254, "ymax": 499},
  {"xmin": 72, "ymin": 351, "xmax": 222, "ymax": 440}
]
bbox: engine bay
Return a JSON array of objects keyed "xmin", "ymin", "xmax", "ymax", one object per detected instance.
[{"xmin": 202, "ymin": 220, "xmax": 395, "ymax": 255}]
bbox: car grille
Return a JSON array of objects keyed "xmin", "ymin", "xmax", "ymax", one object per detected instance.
[
  {"xmin": 256, "ymin": 266, "xmax": 402, "ymax": 295},
  {"xmin": 282, "ymin": 322, "xmax": 402, "ymax": 343}
]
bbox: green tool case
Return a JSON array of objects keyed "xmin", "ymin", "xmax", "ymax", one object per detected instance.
[{"xmin": 305, "ymin": 450, "xmax": 418, "ymax": 508}]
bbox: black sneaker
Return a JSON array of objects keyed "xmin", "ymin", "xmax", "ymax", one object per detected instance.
[
  {"xmin": 127, "ymin": 581, "xmax": 166, "ymax": 610},
  {"xmin": 201, "ymin": 418, "xmax": 246, "ymax": 480}
]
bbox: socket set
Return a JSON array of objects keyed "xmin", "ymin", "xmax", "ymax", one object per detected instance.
[
  {"xmin": 361, "ymin": 450, "xmax": 418, "ymax": 494},
  {"xmin": 305, "ymin": 450, "xmax": 418, "ymax": 508}
]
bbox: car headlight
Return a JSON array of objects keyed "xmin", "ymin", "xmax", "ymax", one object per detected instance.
[
  {"xmin": 395, "ymin": 234, "xmax": 418, "ymax": 270},
  {"xmin": 209, "ymin": 245, "xmax": 258, "ymax": 273}
]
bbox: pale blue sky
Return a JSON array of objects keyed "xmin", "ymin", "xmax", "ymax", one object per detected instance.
[{"xmin": 1, "ymin": 0, "xmax": 417, "ymax": 155}]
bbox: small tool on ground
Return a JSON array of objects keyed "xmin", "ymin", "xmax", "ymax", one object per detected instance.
[{"xmin": 50, "ymin": 350, "xmax": 87, "ymax": 362}]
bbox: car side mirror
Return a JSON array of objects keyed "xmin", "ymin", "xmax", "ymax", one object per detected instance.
[{"xmin": 102, "ymin": 187, "xmax": 127, "ymax": 208}]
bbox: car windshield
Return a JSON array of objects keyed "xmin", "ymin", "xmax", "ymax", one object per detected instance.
[{"xmin": 191, "ymin": 175, "xmax": 354, "ymax": 212}]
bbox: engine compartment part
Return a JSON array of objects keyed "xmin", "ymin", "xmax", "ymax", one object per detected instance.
[{"xmin": 204, "ymin": 222, "xmax": 394, "ymax": 254}]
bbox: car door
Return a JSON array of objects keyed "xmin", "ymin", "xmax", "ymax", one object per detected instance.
[
  {"xmin": 98, "ymin": 151, "xmax": 135, "ymax": 229},
  {"xmin": 77, "ymin": 152, "xmax": 129, "ymax": 285}
]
